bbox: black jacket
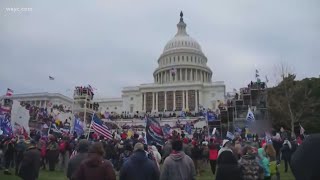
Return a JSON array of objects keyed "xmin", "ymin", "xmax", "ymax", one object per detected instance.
[
  {"xmin": 216, "ymin": 151, "xmax": 243, "ymax": 180},
  {"xmin": 120, "ymin": 150, "xmax": 159, "ymax": 180},
  {"xmin": 19, "ymin": 147, "xmax": 41, "ymax": 180},
  {"xmin": 67, "ymin": 153, "xmax": 88, "ymax": 179}
]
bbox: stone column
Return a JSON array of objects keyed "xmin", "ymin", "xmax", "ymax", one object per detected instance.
[
  {"xmin": 182, "ymin": 91, "xmax": 185, "ymax": 110},
  {"xmin": 195, "ymin": 69, "xmax": 198, "ymax": 81},
  {"xmin": 39, "ymin": 100, "xmax": 42, "ymax": 107},
  {"xmin": 180, "ymin": 68, "xmax": 182, "ymax": 81},
  {"xmin": 195, "ymin": 90, "xmax": 198, "ymax": 112},
  {"xmin": 155, "ymin": 92, "xmax": 158, "ymax": 112},
  {"xmin": 190, "ymin": 69, "xmax": 193, "ymax": 81},
  {"xmin": 164, "ymin": 91, "xmax": 167, "ymax": 111},
  {"xmin": 186, "ymin": 90, "xmax": 189, "ymax": 110},
  {"xmin": 173, "ymin": 91, "xmax": 176, "ymax": 111},
  {"xmin": 44, "ymin": 100, "xmax": 47, "ymax": 108},
  {"xmin": 199, "ymin": 90, "xmax": 202, "ymax": 107},
  {"xmin": 185, "ymin": 68, "xmax": 188, "ymax": 81},
  {"xmin": 152, "ymin": 92, "xmax": 155, "ymax": 112},
  {"xmin": 143, "ymin": 93, "xmax": 146, "ymax": 111}
]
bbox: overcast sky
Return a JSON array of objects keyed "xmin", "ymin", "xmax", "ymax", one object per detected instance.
[{"xmin": 1, "ymin": 0, "xmax": 319, "ymax": 98}]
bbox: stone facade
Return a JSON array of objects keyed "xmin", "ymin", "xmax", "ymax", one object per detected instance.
[{"xmin": 96, "ymin": 13, "xmax": 226, "ymax": 115}]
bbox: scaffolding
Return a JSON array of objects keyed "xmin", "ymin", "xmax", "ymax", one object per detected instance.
[{"xmin": 220, "ymin": 81, "xmax": 269, "ymax": 136}]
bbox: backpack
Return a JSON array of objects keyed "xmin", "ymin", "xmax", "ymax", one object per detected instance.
[{"xmin": 59, "ymin": 142, "xmax": 66, "ymax": 153}]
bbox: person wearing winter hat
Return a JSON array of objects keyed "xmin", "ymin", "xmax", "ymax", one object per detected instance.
[
  {"xmin": 72, "ymin": 142, "xmax": 116, "ymax": 180},
  {"xmin": 120, "ymin": 143, "xmax": 159, "ymax": 180},
  {"xmin": 218, "ymin": 139, "xmax": 232, "ymax": 157},
  {"xmin": 18, "ymin": 139, "xmax": 41, "ymax": 180},
  {"xmin": 67, "ymin": 139, "xmax": 89, "ymax": 180},
  {"xmin": 160, "ymin": 140, "xmax": 196, "ymax": 180}
]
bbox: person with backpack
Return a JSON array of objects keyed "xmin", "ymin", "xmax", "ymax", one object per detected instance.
[
  {"xmin": 120, "ymin": 143, "xmax": 159, "ymax": 180},
  {"xmin": 72, "ymin": 142, "xmax": 116, "ymax": 180},
  {"xmin": 15, "ymin": 136, "xmax": 26, "ymax": 175},
  {"xmin": 47, "ymin": 135, "xmax": 59, "ymax": 171},
  {"xmin": 59, "ymin": 137, "xmax": 70, "ymax": 171},
  {"xmin": 191, "ymin": 141, "xmax": 203, "ymax": 176},
  {"xmin": 208, "ymin": 138, "xmax": 219, "ymax": 175}
]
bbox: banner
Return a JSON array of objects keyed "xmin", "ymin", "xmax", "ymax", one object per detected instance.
[
  {"xmin": 11, "ymin": 101, "xmax": 30, "ymax": 135},
  {"xmin": 146, "ymin": 117, "xmax": 164, "ymax": 146}
]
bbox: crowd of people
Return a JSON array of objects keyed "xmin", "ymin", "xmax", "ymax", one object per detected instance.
[{"xmin": 0, "ymin": 130, "xmax": 319, "ymax": 180}]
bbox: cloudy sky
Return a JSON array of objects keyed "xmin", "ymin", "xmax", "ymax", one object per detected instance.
[{"xmin": 1, "ymin": 0, "xmax": 319, "ymax": 98}]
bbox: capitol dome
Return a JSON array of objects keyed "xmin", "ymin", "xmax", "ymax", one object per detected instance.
[{"xmin": 153, "ymin": 12, "xmax": 212, "ymax": 84}]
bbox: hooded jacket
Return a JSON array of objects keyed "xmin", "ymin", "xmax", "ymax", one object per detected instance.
[
  {"xmin": 72, "ymin": 154, "xmax": 116, "ymax": 180},
  {"xmin": 290, "ymin": 134, "xmax": 320, "ymax": 180},
  {"xmin": 18, "ymin": 146, "xmax": 41, "ymax": 180},
  {"xmin": 258, "ymin": 148, "xmax": 270, "ymax": 177},
  {"xmin": 216, "ymin": 151, "xmax": 242, "ymax": 180},
  {"xmin": 120, "ymin": 150, "xmax": 159, "ymax": 180},
  {"xmin": 160, "ymin": 151, "xmax": 196, "ymax": 180},
  {"xmin": 239, "ymin": 154, "xmax": 262, "ymax": 180}
]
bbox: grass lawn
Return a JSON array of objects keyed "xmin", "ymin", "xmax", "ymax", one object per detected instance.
[{"xmin": 0, "ymin": 162, "xmax": 295, "ymax": 180}]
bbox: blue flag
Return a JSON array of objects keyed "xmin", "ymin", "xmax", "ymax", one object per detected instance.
[
  {"xmin": 74, "ymin": 117, "xmax": 84, "ymax": 137},
  {"xmin": 207, "ymin": 112, "xmax": 216, "ymax": 122},
  {"xmin": 0, "ymin": 114, "xmax": 12, "ymax": 136},
  {"xmin": 184, "ymin": 122, "xmax": 192, "ymax": 135}
]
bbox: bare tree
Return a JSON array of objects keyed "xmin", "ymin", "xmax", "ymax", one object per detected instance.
[{"xmin": 273, "ymin": 63, "xmax": 311, "ymax": 136}]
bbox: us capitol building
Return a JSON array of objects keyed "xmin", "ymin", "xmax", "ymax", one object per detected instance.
[
  {"xmin": 98, "ymin": 12, "xmax": 226, "ymax": 115},
  {"xmin": 3, "ymin": 12, "xmax": 226, "ymax": 118}
]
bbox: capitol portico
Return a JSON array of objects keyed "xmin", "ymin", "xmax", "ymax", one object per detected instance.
[{"xmin": 99, "ymin": 12, "xmax": 226, "ymax": 114}]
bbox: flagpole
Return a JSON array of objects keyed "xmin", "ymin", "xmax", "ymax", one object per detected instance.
[
  {"xmin": 48, "ymin": 121, "xmax": 52, "ymax": 135},
  {"xmin": 87, "ymin": 112, "xmax": 94, "ymax": 140}
]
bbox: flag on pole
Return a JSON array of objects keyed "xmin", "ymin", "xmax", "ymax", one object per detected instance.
[
  {"xmin": 162, "ymin": 124, "xmax": 171, "ymax": 139},
  {"xmin": 0, "ymin": 114, "xmax": 12, "ymax": 136},
  {"xmin": 6, "ymin": 88, "xmax": 13, "ymax": 96},
  {"xmin": 300, "ymin": 124, "xmax": 305, "ymax": 135},
  {"xmin": 92, "ymin": 114, "xmax": 112, "ymax": 140},
  {"xmin": 207, "ymin": 112, "xmax": 216, "ymax": 122},
  {"xmin": 170, "ymin": 68, "xmax": 177, "ymax": 75},
  {"xmin": 184, "ymin": 122, "xmax": 192, "ymax": 135},
  {"xmin": 88, "ymin": 85, "xmax": 97, "ymax": 92},
  {"xmin": 0, "ymin": 105, "xmax": 11, "ymax": 114},
  {"xmin": 146, "ymin": 117, "xmax": 164, "ymax": 146},
  {"xmin": 226, "ymin": 131, "xmax": 235, "ymax": 140},
  {"xmin": 49, "ymin": 76, "xmax": 55, "ymax": 80},
  {"xmin": 74, "ymin": 117, "xmax": 84, "ymax": 136},
  {"xmin": 50, "ymin": 123, "xmax": 61, "ymax": 134},
  {"xmin": 246, "ymin": 107, "xmax": 255, "ymax": 122}
]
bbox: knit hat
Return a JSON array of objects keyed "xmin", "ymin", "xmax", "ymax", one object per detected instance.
[
  {"xmin": 222, "ymin": 139, "xmax": 230, "ymax": 147},
  {"xmin": 77, "ymin": 139, "xmax": 89, "ymax": 153},
  {"xmin": 133, "ymin": 143, "xmax": 144, "ymax": 152}
]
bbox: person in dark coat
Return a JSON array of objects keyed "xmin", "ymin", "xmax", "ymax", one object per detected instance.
[
  {"xmin": 120, "ymin": 143, "xmax": 159, "ymax": 180},
  {"xmin": 4, "ymin": 138, "xmax": 15, "ymax": 175},
  {"xmin": 46, "ymin": 135, "xmax": 59, "ymax": 171},
  {"xmin": 280, "ymin": 140, "xmax": 292, "ymax": 172},
  {"xmin": 15, "ymin": 136, "xmax": 27, "ymax": 175},
  {"xmin": 216, "ymin": 150, "xmax": 243, "ymax": 180},
  {"xmin": 290, "ymin": 134, "xmax": 320, "ymax": 180},
  {"xmin": 18, "ymin": 140, "xmax": 41, "ymax": 180},
  {"xmin": 72, "ymin": 142, "xmax": 116, "ymax": 180},
  {"xmin": 67, "ymin": 139, "xmax": 89, "ymax": 180}
]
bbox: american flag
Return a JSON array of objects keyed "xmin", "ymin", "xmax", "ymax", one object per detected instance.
[
  {"xmin": 49, "ymin": 76, "xmax": 55, "ymax": 80},
  {"xmin": 92, "ymin": 114, "xmax": 112, "ymax": 140},
  {"xmin": 6, "ymin": 88, "xmax": 13, "ymax": 96}
]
